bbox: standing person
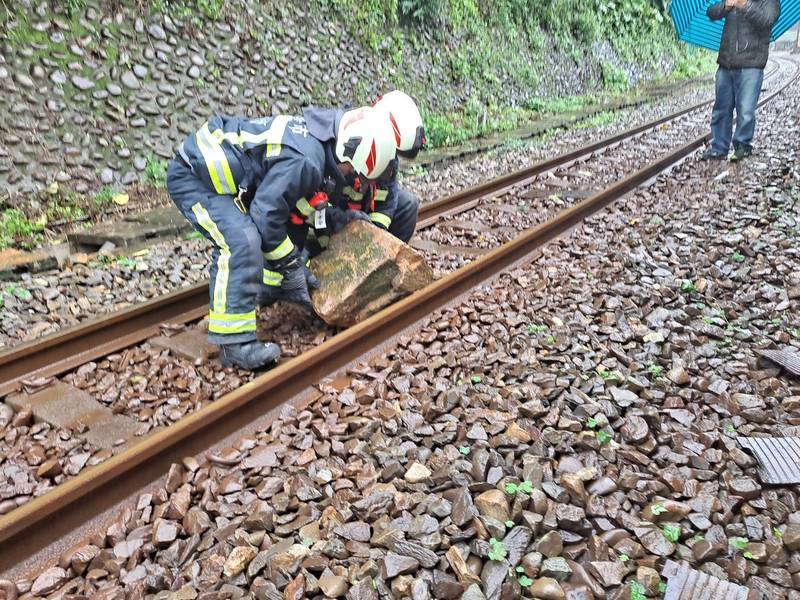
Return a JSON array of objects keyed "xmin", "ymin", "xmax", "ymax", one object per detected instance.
[
  {"xmin": 701, "ymin": 0, "xmax": 781, "ymax": 161},
  {"xmin": 166, "ymin": 108, "xmax": 397, "ymax": 370}
]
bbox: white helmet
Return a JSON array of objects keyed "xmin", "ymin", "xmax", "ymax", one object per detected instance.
[
  {"xmin": 336, "ymin": 106, "xmax": 397, "ymax": 180},
  {"xmin": 373, "ymin": 90, "xmax": 426, "ymax": 156}
]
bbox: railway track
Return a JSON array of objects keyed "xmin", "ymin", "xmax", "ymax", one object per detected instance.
[
  {"xmin": 0, "ymin": 55, "xmax": 796, "ymax": 580},
  {"xmin": 0, "ymin": 57, "xmax": 784, "ymax": 398}
]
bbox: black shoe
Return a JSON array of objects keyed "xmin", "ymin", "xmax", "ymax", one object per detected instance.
[
  {"xmin": 699, "ymin": 148, "xmax": 727, "ymax": 161},
  {"xmin": 219, "ymin": 341, "xmax": 281, "ymax": 370},
  {"xmin": 730, "ymin": 145, "xmax": 752, "ymax": 161}
]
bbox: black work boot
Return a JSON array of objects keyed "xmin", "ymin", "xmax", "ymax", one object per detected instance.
[
  {"xmin": 699, "ymin": 148, "xmax": 727, "ymax": 161},
  {"xmin": 730, "ymin": 145, "xmax": 752, "ymax": 161},
  {"xmin": 219, "ymin": 340, "xmax": 281, "ymax": 370}
]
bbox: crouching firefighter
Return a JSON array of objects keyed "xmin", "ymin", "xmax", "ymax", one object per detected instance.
[
  {"xmin": 166, "ymin": 107, "xmax": 397, "ymax": 370},
  {"xmin": 298, "ymin": 90, "xmax": 426, "ymax": 255}
]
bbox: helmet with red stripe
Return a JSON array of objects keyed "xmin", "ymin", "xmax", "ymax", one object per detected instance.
[
  {"xmin": 335, "ymin": 107, "xmax": 397, "ymax": 180},
  {"xmin": 373, "ymin": 90, "xmax": 426, "ymax": 159}
]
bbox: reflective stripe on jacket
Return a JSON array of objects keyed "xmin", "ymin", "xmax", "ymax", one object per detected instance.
[{"xmin": 176, "ymin": 114, "xmax": 327, "ymax": 257}]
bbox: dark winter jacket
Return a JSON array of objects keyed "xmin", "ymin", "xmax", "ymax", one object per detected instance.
[
  {"xmin": 303, "ymin": 106, "xmax": 399, "ymax": 230},
  {"xmin": 176, "ymin": 114, "xmax": 329, "ymax": 260},
  {"xmin": 707, "ymin": 0, "xmax": 781, "ymax": 69}
]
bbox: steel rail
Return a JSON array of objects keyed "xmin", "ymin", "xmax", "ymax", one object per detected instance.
[
  {"xmin": 0, "ymin": 93, "xmax": 722, "ymax": 397},
  {"xmin": 2, "ymin": 56, "xmax": 796, "ymax": 578}
]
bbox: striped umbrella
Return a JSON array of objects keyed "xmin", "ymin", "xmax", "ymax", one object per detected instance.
[{"xmin": 669, "ymin": 0, "xmax": 800, "ymax": 51}]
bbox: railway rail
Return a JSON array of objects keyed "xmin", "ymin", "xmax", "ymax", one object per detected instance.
[
  {"xmin": 0, "ymin": 55, "xmax": 796, "ymax": 580},
  {"xmin": 0, "ymin": 57, "xmax": 783, "ymax": 398}
]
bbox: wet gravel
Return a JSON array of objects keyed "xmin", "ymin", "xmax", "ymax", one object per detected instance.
[
  {"xmin": 0, "ymin": 58, "xmax": 795, "ymax": 517},
  {"xmin": 0, "ymin": 401, "xmax": 100, "ymax": 516},
  {"xmin": 5, "ymin": 58, "xmax": 800, "ymax": 598},
  {"xmin": 0, "ymin": 76, "xmax": 724, "ymax": 351}
]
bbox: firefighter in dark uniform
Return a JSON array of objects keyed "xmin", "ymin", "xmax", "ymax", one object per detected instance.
[
  {"xmin": 296, "ymin": 91, "xmax": 426, "ymax": 256},
  {"xmin": 166, "ymin": 107, "xmax": 397, "ymax": 370}
]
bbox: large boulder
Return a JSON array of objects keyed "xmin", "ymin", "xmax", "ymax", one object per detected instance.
[{"xmin": 310, "ymin": 220, "xmax": 434, "ymax": 327}]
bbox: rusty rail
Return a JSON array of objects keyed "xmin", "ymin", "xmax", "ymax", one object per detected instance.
[
  {"xmin": 0, "ymin": 55, "xmax": 795, "ymax": 578},
  {"xmin": 0, "ymin": 95, "xmax": 717, "ymax": 396}
]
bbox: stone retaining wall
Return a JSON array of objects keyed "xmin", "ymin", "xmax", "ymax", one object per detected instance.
[{"xmin": 0, "ymin": 0, "xmax": 667, "ymax": 202}]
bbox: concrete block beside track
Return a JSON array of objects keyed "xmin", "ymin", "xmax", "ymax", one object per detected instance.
[{"xmin": 5, "ymin": 381, "xmax": 139, "ymax": 449}]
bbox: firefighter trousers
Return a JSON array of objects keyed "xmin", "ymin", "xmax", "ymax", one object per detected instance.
[{"xmin": 166, "ymin": 158, "xmax": 262, "ymax": 345}]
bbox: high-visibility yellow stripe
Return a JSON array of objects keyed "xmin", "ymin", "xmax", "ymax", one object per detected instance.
[
  {"xmin": 192, "ymin": 203, "xmax": 230, "ymax": 313},
  {"xmin": 296, "ymin": 198, "xmax": 314, "ymax": 216},
  {"xmin": 370, "ymin": 212, "xmax": 392, "ymax": 228},
  {"xmin": 343, "ymin": 187, "xmax": 363, "ymax": 201},
  {"xmin": 263, "ymin": 269, "xmax": 283, "ymax": 286},
  {"xmin": 210, "ymin": 116, "xmax": 290, "ymax": 157},
  {"xmin": 374, "ymin": 189, "xmax": 388, "ymax": 202},
  {"xmin": 208, "ymin": 310, "xmax": 256, "ymax": 334},
  {"xmin": 209, "ymin": 310, "xmax": 257, "ymax": 322},
  {"xmin": 196, "ymin": 123, "xmax": 237, "ymax": 195},
  {"xmin": 264, "ymin": 236, "xmax": 294, "ymax": 261}
]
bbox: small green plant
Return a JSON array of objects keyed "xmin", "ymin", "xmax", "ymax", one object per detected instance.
[
  {"xmin": 545, "ymin": 335, "xmax": 556, "ymax": 344},
  {"xmin": 681, "ymin": 280, "xmax": 697, "ymax": 293},
  {"xmin": 587, "ymin": 416, "xmax": 598, "ymax": 429},
  {"xmin": 185, "ymin": 230, "xmax": 206, "ymax": 241},
  {"xmin": 458, "ymin": 445, "xmax": 470, "ymax": 455},
  {"xmin": 773, "ymin": 528, "xmax": 783, "ymax": 538},
  {"xmin": 488, "ymin": 538, "xmax": 507, "ymax": 562},
  {"xmin": 144, "ymin": 156, "xmax": 167, "ymax": 187},
  {"xmin": 647, "ymin": 363, "xmax": 664, "ymax": 378},
  {"xmin": 651, "ymin": 503, "xmax": 667, "ymax": 516},
  {"xmin": 94, "ymin": 186, "xmax": 115, "ymax": 206},
  {"xmin": 64, "ymin": 0, "xmax": 87, "ymax": 17},
  {"xmin": 729, "ymin": 537, "xmax": 748, "ymax": 551},
  {"xmin": 528, "ymin": 323, "xmax": 547, "ymax": 334},
  {"xmin": 629, "ymin": 580, "xmax": 647, "ymax": 600},
  {"xmin": 470, "ymin": 375, "xmax": 482, "ymax": 384},
  {"xmin": 743, "ymin": 551, "xmax": 754, "ymax": 560},
  {"xmin": 725, "ymin": 423, "xmax": 737, "ymax": 434},
  {"xmin": 618, "ymin": 553, "xmax": 630, "ymax": 562},
  {"xmin": 691, "ymin": 534, "xmax": 705, "ymax": 542},
  {"xmin": 5, "ymin": 284, "xmax": 32, "ymax": 302},
  {"xmin": 117, "ymin": 257, "xmax": 137, "ymax": 269},
  {"xmin": 505, "ymin": 520, "xmax": 514, "ymax": 528},
  {"xmin": 662, "ymin": 524, "xmax": 681, "ymax": 542},
  {"xmin": 596, "ymin": 430, "xmax": 612, "ymax": 445},
  {"xmin": 518, "ymin": 575, "xmax": 533, "ymax": 587},
  {"xmin": 505, "ymin": 480, "xmax": 534, "ymax": 495},
  {"xmin": 732, "ymin": 252, "xmax": 745, "ymax": 263},
  {"xmin": 658, "ymin": 582, "xmax": 667, "ymax": 594}
]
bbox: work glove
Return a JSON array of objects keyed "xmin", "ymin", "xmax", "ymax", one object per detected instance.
[
  {"xmin": 321, "ymin": 206, "xmax": 371, "ymax": 236},
  {"xmin": 268, "ymin": 249, "xmax": 319, "ymax": 310}
]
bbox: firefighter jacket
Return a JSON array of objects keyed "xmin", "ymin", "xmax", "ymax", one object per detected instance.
[
  {"xmin": 302, "ymin": 106, "xmax": 398, "ymax": 230},
  {"xmin": 176, "ymin": 114, "xmax": 330, "ymax": 262}
]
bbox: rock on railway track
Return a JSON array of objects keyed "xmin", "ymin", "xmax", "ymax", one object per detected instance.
[{"xmin": 0, "ymin": 55, "xmax": 797, "ymax": 590}]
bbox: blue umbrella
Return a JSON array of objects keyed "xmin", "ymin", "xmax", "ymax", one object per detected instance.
[{"xmin": 669, "ymin": 0, "xmax": 800, "ymax": 51}]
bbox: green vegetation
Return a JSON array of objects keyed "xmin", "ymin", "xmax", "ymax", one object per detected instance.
[
  {"xmin": 312, "ymin": 0, "xmax": 712, "ymax": 148},
  {"xmin": 505, "ymin": 480, "xmax": 534, "ymax": 495},
  {"xmin": 145, "ymin": 156, "xmax": 168, "ymax": 187},
  {"xmin": 651, "ymin": 503, "xmax": 667, "ymax": 516},
  {"xmin": 488, "ymin": 537, "xmax": 507, "ymax": 561},
  {"xmin": 729, "ymin": 536, "xmax": 748, "ymax": 551},
  {"xmin": 662, "ymin": 524, "xmax": 681, "ymax": 542},
  {"xmin": 629, "ymin": 581, "xmax": 648, "ymax": 600},
  {"xmin": 0, "ymin": 209, "xmax": 45, "ymax": 250},
  {"xmin": 596, "ymin": 430, "xmax": 612, "ymax": 444}
]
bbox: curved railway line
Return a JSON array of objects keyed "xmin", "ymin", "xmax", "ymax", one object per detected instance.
[{"xmin": 0, "ymin": 55, "xmax": 796, "ymax": 580}]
